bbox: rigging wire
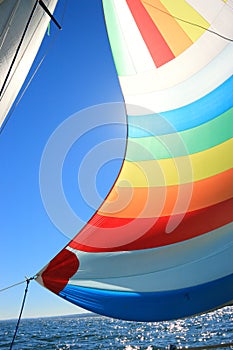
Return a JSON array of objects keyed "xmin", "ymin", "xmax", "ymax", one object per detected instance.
[
  {"xmin": 143, "ymin": 1, "xmax": 233, "ymax": 42},
  {"xmin": 8, "ymin": 277, "xmax": 35, "ymax": 350},
  {"xmin": 39, "ymin": 0, "xmax": 62, "ymax": 30},
  {"xmin": 0, "ymin": 280, "xmax": 26, "ymax": 293}
]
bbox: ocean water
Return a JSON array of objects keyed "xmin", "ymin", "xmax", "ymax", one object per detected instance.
[{"xmin": 0, "ymin": 306, "xmax": 232, "ymax": 350}]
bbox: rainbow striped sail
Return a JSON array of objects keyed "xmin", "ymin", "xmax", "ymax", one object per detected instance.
[{"xmin": 36, "ymin": 0, "xmax": 233, "ymax": 321}]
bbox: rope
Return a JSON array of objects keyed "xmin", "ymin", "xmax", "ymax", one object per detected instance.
[
  {"xmin": 39, "ymin": 0, "xmax": 62, "ymax": 30},
  {"xmin": 0, "ymin": 280, "xmax": 26, "ymax": 293},
  {"xmin": 9, "ymin": 277, "xmax": 35, "ymax": 350},
  {"xmin": 143, "ymin": 1, "xmax": 233, "ymax": 42}
]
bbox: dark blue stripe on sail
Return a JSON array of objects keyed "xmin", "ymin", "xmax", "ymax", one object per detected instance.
[
  {"xmin": 59, "ymin": 273, "xmax": 233, "ymax": 322},
  {"xmin": 128, "ymin": 75, "xmax": 233, "ymax": 137}
]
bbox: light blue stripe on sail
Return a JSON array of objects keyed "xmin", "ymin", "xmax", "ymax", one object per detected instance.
[{"xmin": 128, "ymin": 75, "xmax": 233, "ymax": 137}]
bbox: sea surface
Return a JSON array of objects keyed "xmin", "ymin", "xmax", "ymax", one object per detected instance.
[{"xmin": 0, "ymin": 306, "xmax": 232, "ymax": 350}]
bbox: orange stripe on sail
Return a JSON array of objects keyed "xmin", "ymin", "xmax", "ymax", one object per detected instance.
[
  {"xmin": 142, "ymin": 0, "xmax": 193, "ymax": 56},
  {"xmin": 99, "ymin": 169, "xmax": 233, "ymax": 218},
  {"xmin": 126, "ymin": 0, "xmax": 175, "ymax": 67}
]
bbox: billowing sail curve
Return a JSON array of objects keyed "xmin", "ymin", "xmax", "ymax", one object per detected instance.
[
  {"xmin": 0, "ymin": 0, "xmax": 58, "ymax": 127},
  {"xmin": 36, "ymin": 0, "xmax": 233, "ymax": 321}
]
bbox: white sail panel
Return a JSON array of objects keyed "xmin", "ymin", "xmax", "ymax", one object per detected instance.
[{"xmin": 0, "ymin": 0, "xmax": 58, "ymax": 127}]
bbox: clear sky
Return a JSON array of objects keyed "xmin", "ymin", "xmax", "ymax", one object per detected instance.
[{"xmin": 0, "ymin": 0, "xmax": 124, "ymax": 320}]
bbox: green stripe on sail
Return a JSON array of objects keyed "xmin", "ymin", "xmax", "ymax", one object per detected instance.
[
  {"xmin": 102, "ymin": 0, "xmax": 135, "ymax": 76},
  {"xmin": 126, "ymin": 108, "xmax": 233, "ymax": 161}
]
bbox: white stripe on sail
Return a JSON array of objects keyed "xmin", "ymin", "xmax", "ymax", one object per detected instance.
[
  {"xmin": 120, "ymin": 42, "xmax": 232, "ymax": 112},
  {"xmin": 67, "ymin": 223, "xmax": 233, "ymax": 292},
  {"xmin": 113, "ymin": 0, "xmax": 155, "ymax": 73},
  {"xmin": 185, "ymin": 0, "xmax": 224, "ymax": 23}
]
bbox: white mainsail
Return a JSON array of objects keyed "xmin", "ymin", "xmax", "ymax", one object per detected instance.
[{"xmin": 0, "ymin": 0, "xmax": 58, "ymax": 127}]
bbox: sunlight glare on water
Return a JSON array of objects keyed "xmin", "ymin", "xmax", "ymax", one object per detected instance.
[{"xmin": 0, "ymin": 306, "xmax": 232, "ymax": 349}]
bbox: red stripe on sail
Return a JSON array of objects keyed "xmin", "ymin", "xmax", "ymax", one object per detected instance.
[
  {"xmin": 126, "ymin": 0, "xmax": 175, "ymax": 67},
  {"xmin": 69, "ymin": 198, "xmax": 233, "ymax": 252}
]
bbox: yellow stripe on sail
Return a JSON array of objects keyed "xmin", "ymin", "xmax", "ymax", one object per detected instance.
[
  {"xmin": 116, "ymin": 139, "xmax": 233, "ymax": 187},
  {"xmin": 159, "ymin": 0, "xmax": 210, "ymax": 41},
  {"xmin": 142, "ymin": 0, "xmax": 193, "ymax": 56}
]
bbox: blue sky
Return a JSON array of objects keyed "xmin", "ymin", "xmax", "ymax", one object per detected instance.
[{"xmin": 0, "ymin": 0, "xmax": 124, "ymax": 320}]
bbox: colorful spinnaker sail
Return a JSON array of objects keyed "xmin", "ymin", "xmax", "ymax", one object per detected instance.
[
  {"xmin": 0, "ymin": 0, "xmax": 58, "ymax": 128},
  {"xmin": 36, "ymin": 0, "xmax": 233, "ymax": 321}
]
